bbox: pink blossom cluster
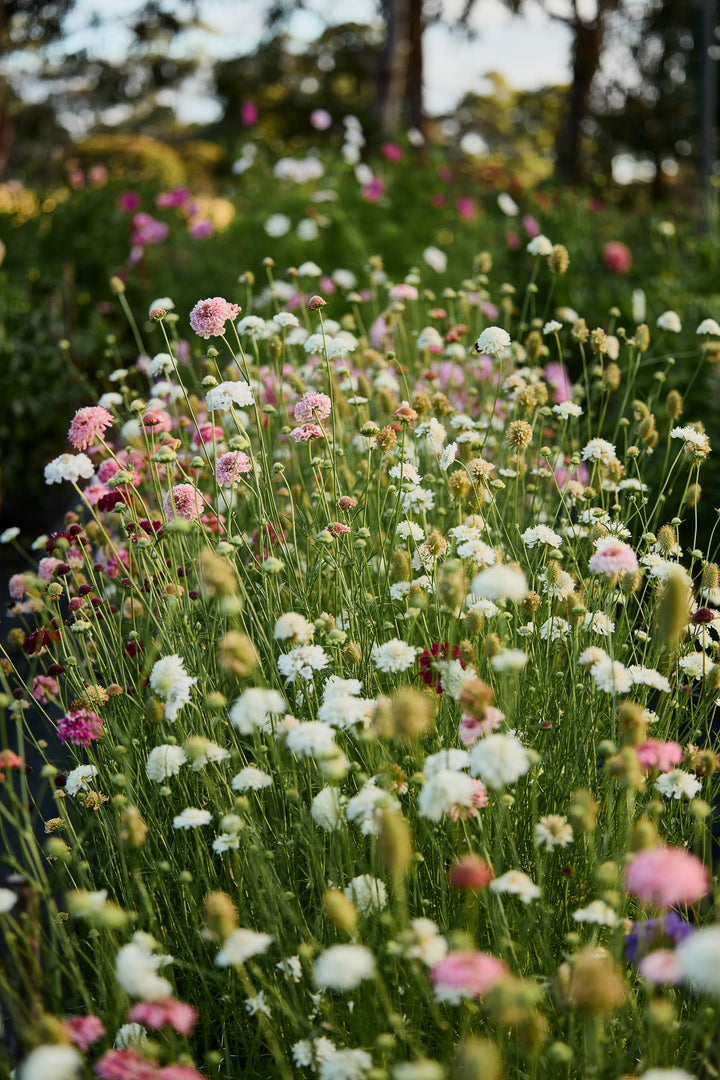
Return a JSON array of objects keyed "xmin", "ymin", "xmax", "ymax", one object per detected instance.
[
  {"xmin": 625, "ymin": 846, "xmax": 709, "ymax": 909},
  {"xmin": 636, "ymin": 739, "xmax": 683, "ymax": 774},
  {"xmin": 215, "ymin": 451, "xmax": 251, "ymax": 488},
  {"xmin": 430, "ymin": 950, "xmax": 507, "ymax": 1000},
  {"xmin": 589, "ymin": 540, "xmax": 639, "ymax": 576},
  {"xmin": 95, "ymin": 1048, "xmax": 204, "ymax": 1080},
  {"xmin": 163, "ymin": 484, "xmax": 207, "ymax": 521},
  {"xmin": 67, "ymin": 406, "xmax": 114, "ymax": 451},
  {"xmin": 189, "ymin": 296, "xmax": 241, "ymax": 339},
  {"xmin": 289, "ymin": 423, "xmax": 324, "ymax": 442},
  {"xmin": 56, "ymin": 708, "xmax": 104, "ymax": 747},
  {"xmin": 294, "ymin": 392, "xmax": 331, "ymax": 423},
  {"xmin": 127, "ymin": 997, "xmax": 197, "ymax": 1035},
  {"xmin": 63, "ymin": 1013, "xmax": 106, "ymax": 1050}
]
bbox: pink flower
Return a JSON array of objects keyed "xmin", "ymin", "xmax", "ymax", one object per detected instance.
[
  {"xmin": 327, "ymin": 522, "xmax": 351, "ymax": 537},
  {"xmin": 382, "ymin": 142, "xmax": 403, "ymax": 162},
  {"xmin": 522, "ymin": 214, "xmax": 540, "ymax": 238},
  {"xmin": 192, "ymin": 424, "xmax": 225, "ymax": 448},
  {"xmin": 505, "ymin": 232, "xmax": 521, "ymax": 250},
  {"xmin": 625, "ymin": 846, "xmax": 710, "ymax": 909},
  {"xmin": 88, "ymin": 165, "xmax": 108, "ymax": 187},
  {"xmin": 603, "ymin": 241, "xmax": 632, "ymax": 275},
  {"xmin": 31, "ymin": 674, "xmax": 59, "ymax": 703},
  {"xmin": 449, "ymin": 779, "xmax": 488, "ymax": 821},
  {"xmin": 458, "ymin": 705, "xmax": 504, "ymax": 747},
  {"xmin": 159, "ymin": 1068, "xmax": 205, "ymax": 1080},
  {"xmin": 310, "ymin": 108, "xmax": 332, "ymax": 130},
  {"xmin": 163, "ymin": 483, "xmax": 207, "ymax": 521},
  {"xmin": 543, "ymin": 361, "xmax": 573, "ymax": 404},
  {"xmin": 95, "ymin": 1048, "xmax": 158, "ymax": 1080},
  {"xmin": 68, "ymin": 407, "xmax": 114, "ymax": 451},
  {"xmin": 63, "ymin": 1014, "xmax": 106, "ymax": 1050},
  {"xmin": 38, "ymin": 557, "xmax": 63, "ymax": 582},
  {"xmin": 0, "ymin": 749, "xmax": 23, "ymax": 769},
  {"xmin": 189, "ymin": 297, "xmax": 241, "ymax": 339},
  {"xmin": 189, "ymin": 218, "xmax": 214, "ymax": 239},
  {"xmin": 294, "ymin": 392, "xmax": 331, "ymax": 423},
  {"xmin": 449, "ymin": 854, "xmax": 494, "ymax": 890},
  {"xmin": 241, "ymin": 101, "xmax": 258, "ymax": 126},
  {"xmin": 289, "ymin": 423, "xmax": 324, "ymax": 442},
  {"xmin": 8, "ymin": 573, "xmax": 27, "ymax": 600},
  {"xmin": 57, "ymin": 708, "xmax": 103, "ymax": 747},
  {"xmin": 636, "ymin": 739, "xmax": 683, "ymax": 774},
  {"xmin": 156, "ymin": 187, "xmax": 191, "ymax": 209},
  {"xmin": 456, "ymin": 197, "xmax": 479, "ymax": 221},
  {"xmin": 363, "ymin": 176, "xmax": 385, "ymax": 202},
  {"xmin": 118, "ymin": 191, "xmax": 141, "ymax": 212},
  {"xmin": 127, "ymin": 997, "xmax": 197, "ymax": 1036},
  {"xmin": 437, "ymin": 166, "xmax": 453, "ymax": 183},
  {"xmin": 337, "ymin": 496, "xmax": 357, "ymax": 511},
  {"xmin": 638, "ymin": 948, "xmax": 683, "ymax": 985},
  {"xmin": 430, "ymin": 950, "xmax": 507, "ymax": 1001},
  {"xmin": 215, "ymin": 451, "xmax": 251, "ymax": 488},
  {"xmin": 588, "ymin": 541, "xmax": 639, "ymax": 576},
  {"xmin": 131, "ymin": 214, "xmax": 169, "ymax": 246},
  {"xmin": 388, "ymin": 283, "xmax": 418, "ymax": 302},
  {"xmin": 431, "ymin": 194, "xmax": 446, "ymax": 209},
  {"xmin": 141, "ymin": 409, "xmax": 172, "ymax": 432}
]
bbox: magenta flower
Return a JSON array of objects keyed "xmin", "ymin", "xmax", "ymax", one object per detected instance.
[
  {"xmin": 241, "ymin": 101, "xmax": 258, "ymax": 125},
  {"xmin": 543, "ymin": 361, "xmax": 573, "ymax": 404},
  {"xmin": 636, "ymin": 739, "xmax": 683, "ymax": 775},
  {"xmin": 382, "ymin": 142, "xmax": 403, "ymax": 162},
  {"xmin": 127, "ymin": 997, "xmax": 197, "ymax": 1036},
  {"xmin": 189, "ymin": 296, "xmax": 241, "ymax": 339},
  {"xmin": 603, "ymin": 241, "xmax": 632, "ymax": 275},
  {"xmin": 363, "ymin": 176, "xmax": 385, "ymax": 202},
  {"xmin": 522, "ymin": 214, "xmax": 540, "ymax": 238},
  {"xmin": 63, "ymin": 1014, "xmax": 106, "ymax": 1050},
  {"xmin": 163, "ymin": 483, "xmax": 207, "ymax": 521},
  {"xmin": 215, "ymin": 451, "xmax": 251, "ymax": 488},
  {"xmin": 57, "ymin": 708, "xmax": 103, "ymax": 747},
  {"xmin": 95, "ymin": 1048, "xmax": 158, "ymax": 1080},
  {"xmin": 158, "ymin": 1067, "xmax": 205, "ymax": 1080},
  {"xmin": 625, "ymin": 846, "xmax": 709, "ymax": 909},
  {"xmin": 588, "ymin": 541, "xmax": 639, "ymax": 576},
  {"xmin": 430, "ymin": 950, "xmax": 507, "ymax": 1001},
  {"xmin": 118, "ymin": 190, "xmax": 141, "ymax": 212},
  {"xmin": 637, "ymin": 949, "xmax": 683, "ymax": 985},
  {"xmin": 456, "ymin": 197, "xmax": 479, "ymax": 221},
  {"xmin": 68, "ymin": 406, "xmax": 114, "ymax": 451},
  {"xmin": 294, "ymin": 392, "xmax": 331, "ymax": 423},
  {"xmin": 131, "ymin": 213, "xmax": 169, "ymax": 245},
  {"xmin": 189, "ymin": 218, "xmax": 214, "ymax": 238},
  {"xmin": 141, "ymin": 409, "xmax": 172, "ymax": 432},
  {"xmin": 289, "ymin": 423, "xmax": 324, "ymax": 442},
  {"xmin": 156, "ymin": 187, "xmax": 191, "ymax": 209}
]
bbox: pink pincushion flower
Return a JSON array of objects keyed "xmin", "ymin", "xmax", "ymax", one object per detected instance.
[
  {"xmin": 327, "ymin": 522, "xmax": 351, "ymax": 536},
  {"xmin": 456, "ymin": 197, "xmax": 479, "ymax": 221},
  {"xmin": 159, "ymin": 1068, "xmax": 205, "ymax": 1080},
  {"xmin": 68, "ymin": 406, "xmax": 114, "ymax": 450},
  {"xmin": 192, "ymin": 423, "xmax": 225, "ymax": 447},
  {"xmin": 57, "ymin": 708, "xmax": 103, "ymax": 747},
  {"xmin": 215, "ymin": 451, "xmax": 251, "ymax": 488},
  {"xmin": 95, "ymin": 1048, "xmax": 158, "ymax": 1080},
  {"xmin": 638, "ymin": 948, "xmax": 683, "ymax": 985},
  {"xmin": 189, "ymin": 297, "xmax": 241, "ymax": 339},
  {"xmin": 603, "ymin": 241, "xmax": 632, "ymax": 275},
  {"xmin": 543, "ymin": 361, "xmax": 573, "ymax": 404},
  {"xmin": 127, "ymin": 997, "xmax": 197, "ymax": 1036},
  {"xmin": 337, "ymin": 496, "xmax": 357, "ymax": 510},
  {"xmin": 38, "ymin": 557, "xmax": 63, "ymax": 582},
  {"xmin": 449, "ymin": 779, "xmax": 488, "ymax": 821},
  {"xmin": 625, "ymin": 846, "xmax": 709, "ymax": 909},
  {"xmin": 141, "ymin": 409, "xmax": 172, "ymax": 432},
  {"xmin": 458, "ymin": 705, "xmax": 504, "ymax": 747},
  {"xmin": 522, "ymin": 214, "xmax": 540, "ymax": 238},
  {"xmin": 294, "ymin": 392, "xmax": 331, "ymax": 423},
  {"xmin": 636, "ymin": 739, "xmax": 683, "ymax": 774},
  {"xmin": 389, "ymin": 283, "xmax": 419, "ymax": 302},
  {"xmin": 31, "ymin": 674, "xmax": 59, "ymax": 703},
  {"xmin": 63, "ymin": 1014, "xmax": 106, "ymax": 1050},
  {"xmin": 0, "ymin": 749, "xmax": 23, "ymax": 769},
  {"xmin": 589, "ymin": 540, "xmax": 639, "ymax": 576},
  {"xmin": 289, "ymin": 423, "xmax": 324, "ymax": 442},
  {"xmin": 363, "ymin": 176, "xmax": 385, "ymax": 202},
  {"xmin": 430, "ymin": 950, "xmax": 507, "ymax": 1002},
  {"xmin": 8, "ymin": 573, "xmax": 28, "ymax": 600},
  {"xmin": 163, "ymin": 484, "xmax": 206, "ymax": 521},
  {"xmin": 382, "ymin": 142, "xmax": 403, "ymax": 162},
  {"xmin": 449, "ymin": 854, "xmax": 494, "ymax": 890}
]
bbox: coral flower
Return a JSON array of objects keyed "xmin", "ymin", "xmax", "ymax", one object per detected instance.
[
  {"xmin": 127, "ymin": 997, "xmax": 197, "ymax": 1036},
  {"xmin": 294, "ymin": 392, "xmax": 331, "ymax": 423},
  {"xmin": 163, "ymin": 483, "xmax": 206, "ymax": 521},
  {"xmin": 67, "ymin": 406, "xmax": 114, "ymax": 450}
]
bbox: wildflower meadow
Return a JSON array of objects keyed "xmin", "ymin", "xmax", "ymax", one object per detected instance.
[{"xmin": 2, "ymin": 187, "xmax": 720, "ymax": 1080}]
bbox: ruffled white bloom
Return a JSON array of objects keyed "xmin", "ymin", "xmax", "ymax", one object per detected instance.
[
  {"xmin": 44, "ymin": 453, "xmax": 95, "ymax": 485},
  {"xmin": 553, "ymin": 401, "xmax": 583, "ymax": 419},
  {"xmin": 19, "ymin": 1045, "xmax": 83, "ymax": 1080},
  {"xmin": 534, "ymin": 815, "xmax": 573, "ymax": 851},
  {"xmin": 150, "ymin": 351, "xmax": 175, "ymax": 376},
  {"xmin": 543, "ymin": 320, "xmax": 562, "ymax": 335},
  {"xmin": 490, "ymin": 648, "xmax": 528, "ymax": 672},
  {"xmin": 0, "ymin": 887, "xmax": 17, "ymax": 913},
  {"xmin": 627, "ymin": 665, "xmax": 671, "ymax": 693},
  {"xmin": 391, "ymin": 463, "xmax": 422, "ymax": 486},
  {"xmin": 278, "ymin": 644, "xmax": 330, "ymax": 681},
  {"xmin": 670, "ymin": 425, "xmax": 711, "ymax": 458},
  {"xmin": 216, "ymin": 928, "xmax": 273, "ymax": 967},
  {"xmin": 114, "ymin": 1023, "xmax": 149, "ymax": 1049},
  {"xmin": 539, "ymin": 616, "xmax": 571, "ymax": 641},
  {"xmin": 115, "ymin": 937, "xmax": 172, "ymax": 1000},
  {"xmin": 145, "ymin": 744, "xmax": 187, "ymax": 782},
  {"xmin": 581, "ymin": 438, "xmax": 618, "ymax": 464},
  {"xmin": 439, "ymin": 442, "xmax": 458, "ymax": 471},
  {"xmin": 149, "ymin": 654, "xmax": 196, "ymax": 722},
  {"xmin": 423, "ymin": 749, "xmax": 469, "ymax": 777},
  {"xmin": 319, "ymin": 1049, "xmax": 373, "ymax": 1080},
  {"xmin": 527, "ymin": 234, "xmax": 553, "ymax": 255},
  {"xmin": 232, "ymin": 767, "xmax": 273, "ymax": 791},
  {"xmin": 590, "ymin": 656, "xmax": 632, "ymax": 694},
  {"xmin": 206, "ymin": 380, "xmax": 254, "ymax": 412},
  {"xmin": 656, "ymin": 310, "xmax": 682, "ymax": 332},
  {"xmin": 416, "ymin": 326, "xmax": 444, "ymax": 351},
  {"xmin": 696, "ymin": 318, "xmax": 720, "ymax": 335},
  {"xmin": 400, "ymin": 918, "xmax": 448, "ymax": 967},
  {"xmin": 189, "ymin": 739, "xmax": 230, "ymax": 771},
  {"xmin": 313, "ymin": 944, "xmax": 376, "ymax": 990},
  {"xmin": 274, "ymin": 612, "xmax": 315, "ymax": 643},
  {"xmin": 417, "ymin": 769, "xmax": 479, "ymax": 821},
  {"xmin": 423, "ymin": 245, "xmax": 448, "ymax": 273},
  {"xmin": 572, "ymin": 900, "xmax": 618, "ymax": 926},
  {"xmin": 345, "ymin": 874, "xmax": 387, "ymax": 915},
  {"xmin": 371, "ymin": 638, "xmax": 417, "ymax": 673},
  {"xmin": 489, "ymin": 870, "xmax": 541, "ymax": 903},
  {"xmin": 677, "ymin": 925, "xmax": 720, "ymax": 995},
  {"xmin": 401, "ymin": 485, "xmax": 435, "ymax": 513},
  {"xmin": 677, "ymin": 652, "xmax": 714, "ymax": 680},
  {"xmin": 318, "ymin": 694, "xmax": 375, "ymax": 730},
  {"xmin": 639, "ymin": 1071, "xmax": 696, "ymax": 1080},
  {"xmin": 583, "ymin": 611, "xmax": 615, "ymax": 636},
  {"xmin": 312, "ymin": 786, "xmax": 347, "ymax": 831},
  {"xmin": 346, "ymin": 781, "xmax": 400, "ymax": 835},
  {"xmin": 497, "ymin": 192, "xmax": 519, "ymax": 216},
  {"xmin": 65, "ymin": 763, "xmax": 99, "ymax": 797},
  {"xmin": 474, "ymin": 326, "xmax": 511, "ymax": 355},
  {"xmin": 654, "ymin": 769, "xmax": 701, "ymax": 800},
  {"xmin": 468, "ymin": 734, "xmax": 532, "ymax": 788},
  {"xmin": 470, "ymin": 564, "xmax": 528, "ymax": 603},
  {"xmin": 173, "ymin": 807, "xmax": 212, "ymax": 829},
  {"xmin": 285, "ymin": 721, "xmax": 337, "ymax": 758},
  {"xmin": 229, "ymin": 688, "xmax": 286, "ymax": 734}
]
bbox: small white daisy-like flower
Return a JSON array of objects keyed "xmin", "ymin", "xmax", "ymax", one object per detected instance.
[
  {"xmin": 656, "ymin": 310, "xmax": 682, "ymax": 332},
  {"xmin": 231, "ymin": 767, "xmax": 273, "ymax": 791},
  {"xmin": 371, "ymin": 638, "xmax": 417, "ymax": 673},
  {"xmin": 313, "ymin": 944, "xmax": 376, "ymax": 990},
  {"xmin": 527, "ymin": 234, "xmax": 553, "ymax": 255},
  {"xmin": 696, "ymin": 318, "xmax": 720, "ymax": 335},
  {"xmin": 145, "ymin": 745, "xmax": 188, "ymax": 783},
  {"xmin": 553, "ymin": 401, "xmax": 583, "ymax": 420},
  {"xmin": 581, "ymin": 438, "xmax": 618, "ymax": 464},
  {"xmin": 344, "ymin": 874, "xmax": 388, "ymax": 915},
  {"xmin": 172, "ymin": 807, "xmax": 212, "ymax": 830},
  {"xmin": 215, "ymin": 928, "xmax": 273, "ymax": 968},
  {"xmin": 534, "ymin": 814, "xmax": 573, "ymax": 851},
  {"xmin": 654, "ymin": 769, "xmax": 701, "ymax": 800},
  {"xmin": 543, "ymin": 320, "xmax": 562, "ymax": 335}
]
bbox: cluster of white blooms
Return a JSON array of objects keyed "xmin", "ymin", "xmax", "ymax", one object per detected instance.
[
  {"xmin": 229, "ymin": 687, "xmax": 287, "ymax": 734},
  {"xmin": 172, "ymin": 807, "xmax": 212, "ymax": 830},
  {"xmin": 572, "ymin": 900, "xmax": 618, "ymax": 926},
  {"xmin": 285, "ymin": 721, "xmax": 338, "ymax": 759},
  {"xmin": 371, "ymin": 638, "xmax": 418, "ymax": 673},
  {"xmin": 274, "ymin": 612, "xmax": 315, "ymax": 643},
  {"xmin": 654, "ymin": 769, "xmax": 701, "ymax": 800},
  {"xmin": 581, "ymin": 438, "xmax": 618, "ymax": 464},
  {"xmin": 65, "ymin": 763, "xmax": 99, "ymax": 797},
  {"xmin": 278, "ymin": 644, "xmax": 330, "ymax": 681},
  {"xmin": 346, "ymin": 780, "xmax": 400, "ymax": 835},
  {"xmin": 318, "ymin": 676, "xmax": 375, "ymax": 730},
  {"xmin": 470, "ymin": 565, "xmax": 528, "ymax": 602},
  {"xmin": 44, "ymin": 452, "xmax": 95, "ymax": 485},
  {"xmin": 18, "ymin": 1045, "xmax": 83, "ymax": 1080},
  {"xmin": 344, "ymin": 875, "xmax": 387, "ymax": 916},
  {"xmin": 149, "ymin": 654, "xmax": 197, "ymax": 722},
  {"xmin": 418, "ymin": 770, "xmax": 478, "ymax": 821},
  {"xmin": 115, "ymin": 934, "xmax": 173, "ymax": 999},
  {"xmin": 313, "ymin": 944, "xmax": 376, "ymax": 990},
  {"xmin": 146, "ymin": 744, "xmax": 188, "ymax": 783},
  {"xmin": 489, "ymin": 870, "xmax": 541, "ymax": 903},
  {"xmin": 215, "ymin": 928, "xmax": 273, "ymax": 968},
  {"xmin": 468, "ymin": 734, "xmax": 532, "ymax": 788},
  {"xmin": 232, "ymin": 766, "xmax": 273, "ymax": 791},
  {"xmin": 206, "ymin": 379, "xmax": 254, "ymax": 412},
  {"xmin": 311, "ymin": 786, "xmax": 347, "ymax": 831}
]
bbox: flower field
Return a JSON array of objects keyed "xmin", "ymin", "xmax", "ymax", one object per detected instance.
[{"xmin": 1, "ymin": 206, "xmax": 720, "ymax": 1080}]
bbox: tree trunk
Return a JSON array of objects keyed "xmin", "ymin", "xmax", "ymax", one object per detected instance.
[
  {"xmin": 379, "ymin": 0, "xmax": 413, "ymax": 135},
  {"xmin": 408, "ymin": 0, "xmax": 424, "ymax": 136}
]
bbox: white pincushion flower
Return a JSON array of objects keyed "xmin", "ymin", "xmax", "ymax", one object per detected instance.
[
  {"xmin": 654, "ymin": 769, "xmax": 701, "ymax": 800},
  {"xmin": 311, "ymin": 787, "xmax": 347, "ymax": 831},
  {"xmin": 423, "ymin": 245, "xmax": 448, "ymax": 273},
  {"xmin": 572, "ymin": 900, "xmax": 618, "ymax": 926},
  {"xmin": 417, "ymin": 769, "xmax": 479, "ymax": 821},
  {"xmin": 115, "ymin": 939, "xmax": 172, "ymax": 1000},
  {"xmin": 215, "ymin": 928, "xmax": 273, "ymax": 968},
  {"xmin": 0, "ymin": 887, "xmax": 17, "ymax": 913},
  {"xmin": 470, "ymin": 565, "xmax": 528, "ymax": 602},
  {"xmin": 423, "ymin": 749, "xmax": 470, "ymax": 777},
  {"xmin": 416, "ymin": 326, "xmax": 444, "ymax": 350},
  {"xmin": 0, "ymin": 526, "xmax": 20, "ymax": 543},
  {"xmin": 346, "ymin": 781, "xmax": 399, "ymax": 835},
  {"xmin": 490, "ymin": 648, "xmax": 528, "ymax": 672},
  {"xmin": 627, "ymin": 665, "xmax": 671, "ymax": 693},
  {"xmin": 553, "ymin": 401, "xmax": 583, "ymax": 419},
  {"xmin": 417, "ymin": 417, "xmax": 447, "ymax": 454},
  {"xmin": 439, "ymin": 442, "xmax": 457, "ymax": 471},
  {"xmin": 277, "ymin": 644, "xmax": 329, "ymax": 681},
  {"xmin": 232, "ymin": 767, "xmax": 273, "ymax": 791},
  {"xmin": 697, "ymin": 318, "xmax": 720, "ymax": 335},
  {"xmin": 581, "ymin": 438, "xmax": 618, "ymax": 464},
  {"xmin": 677, "ymin": 652, "xmax": 714, "ymax": 680},
  {"xmin": 527, "ymin": 234, "xmax": 553, "ymax": 255},
  {"xmin": 173, "ymin": 807, "xmax": 212, "ymax": 829},
  {"xmin": 145, "ymin": 744, "xmax": 188, "ymax": 783},
  {"xmin": 150, "ymin": 352, "xmax": 175, "ymax": 376},
  {"xmin": 656, "ymin": 310, "xmax": 682, "ymax": 332},
  {"xmin": 521, "ymin": 524, "xmax": 562, "ymax": 549},
  {"xmin": 371, "ymin": 638, "xmax": 417, "ymax": 673},
  {"xmin": 149, "ymin": 654, "xmax": 196, "ymax": 722},
  {"xmin": 489, "ymin": 870, "xmax": 541, "ymax": 903},
  {"xmin": 189, "ymin": 739, "xmax": 230, "ymax": 771},
  {"xmin": 44, "ymin": 453, "xmax": 95, "ymax": 485},
  {"xmin": 275, "ymin": 311, "xmax": 300, "ymax": 328},
  {"xmin": 670, "ymin": 426, "xmax": 711, "ymax": 458},
  {"xmin": 345, "ymin": 875, "xmax": 388, "ymax": 915},
  {"xmin": 18, "ymin": 1045, "xmax": 83, "ymax": 1080},
  {"xmin": 534, "ymin": 815, "xmax": 573, "ymax": 851},
  {"xmin": 401, "ymin": 918, "xmax": 448, "ymax": 967},
  {"xmin": 274, "ymin": 612, "xmax": 314, "ymax": 643},
  {"xmin": 677, "ymin": 925, "xmax": 720, "ymax": 995},
  {"xmin": 229, "ymin": 688, "xmax": 286, "ymax": 734},
  {"xmin": 313, "ymin": 944, "xmax": 376, "ymax": 990},
  {"xmin": 589, "ymin": 656, "xmax": 632, "ymax": 694},
  {"xmin": 639, "ymin": 1072, "xmax": 697, "ymax": 1080},
  {"xmin": 114, "ymin": 1023, "xmax": 149, "ymax": 1049},
  {"xmin": 65, "ymin": 764, "xmax": 99, "ymax": 797},
  {"xmin": 265, "ymin": 213, "xmax": 291, "ymax": 237},
  {"xmin": 497, "ymin": 192, "xmax": 519, "ymax": 215},
  {"xmin": 539, "ymin": 617, "xmax": 571, "ymax": 641},
  {"xmin": 206, "ymin": 380, "xmax": 254, "ymax": 412},
  {"xmin": 474, "ymin": 326, "xmax": 511, "ymax": 355},
  {"xmin": 543, "ymin": 320, "xmax": 562, "ymax": 335},
  {"xmin": 319, "ymin": 1050, "xmax": 373, "ymax": 1080},
  {"xmin": 318, "ymin": 694, "xmax": 375, "ymax": 730},
  {"xmin": 583, "ymin": 611, "xmax": 615, "ymax": 636},
  {"xmin": 285, "ymin": 721, "xmax": 337, "ymax": 758},
  {"xmin": 391, "ymin": 463, "xmax": 422, "ymax": 487},
  {"xmin": 468, "ymin": 734, "xmax": 532, "ymax": 788}
]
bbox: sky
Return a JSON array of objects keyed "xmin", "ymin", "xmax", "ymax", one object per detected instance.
[{"xmin": 60, "ymin": 0, "xmax": 579, "ymax": 123}]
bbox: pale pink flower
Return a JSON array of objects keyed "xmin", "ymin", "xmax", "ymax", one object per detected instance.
[
  {"xmin": 163, "ymin": 484, "xmax": 206, "ymax": 521},
  {"xmin": 289, "ymin": 423, "xmax": 324, "ymax": 442},
  {"xmin": 638, "ymin": 949, "xmax": 683, "ymax": 985},
  {"xmin": 625, "ymin": 847, "xmax": 710, "ymax": 909},
  {"xmin": 449, "ymin": 779, "xmax": 488, "ymax": 821},
  {"xmin": 57, "ymin": 708, "xmax": 103, "ymax": 747},
  {"xmin": 127, "ymin": 997, "xmax": 197, "ymax": 1036},
  {"xmin": 141, "ymin": 409, "xmax": 172, "ymax": 432},
  {"xmin": 159, "ymin": 1068, "xmax": 205, "ymax": 1080},
  {"xmin": 63, "ymin": 1014, "xmax": 106, "ymax": 1050},
  {"xmin": 31, "ymin": 674, "xmax": 59, "ymax": 703},
  {"xmin": 215, "ymin": 451, "xmax": 251, "ymax": 488},
  {"xmin": 458, "ymin": 705, "xmax": 504, "ymax": 747},
  {"xmin": 8, "ymin": 573, "xmax": 27, "ymax": 600},
  {"xmin": 68, "ymin": 406, "xmax": 114, "ymax": 450},
  {"xmin": 38, "ymin": 557, "xmax": 63, "ymax": 582},
  {"xmin": 589, "ymin": 540, "xmax": 639, "ymax": 576},
  {"xmin": 294, "ymin": 392, "xmax": 331, "ymax": 423},
  {"xmin": 189, "ymin": 296, "xmax": 241, "ymax": 339},
  {"xmin": 327, "ymin": 522, "xmax": 351, "ymax": 537},
  {"xmin": 636, "ymin": 739, "xmax": 683, "ymax": 774},
  {"xmin": 95, "ymin": 1048, "xmax": 158, "ymax": 1080},
  {"xmin": 430, "ymin": 950, "xmax": 507, "ymax": 1002},
  {"xmin": 389, "ymin": 283, "xmax": 419, "ymax": 301}
]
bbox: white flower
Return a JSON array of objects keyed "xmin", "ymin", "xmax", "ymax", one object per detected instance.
[
  {"xmin": 65, "ymin": 764, "xmax": 99, "ymax": 797},
  {"xmin": 583, "ymin": 611, "xmax": 615, "ymax": 636},
  {"xmin": 543, "ymin": 320, "xmax": 562, "ymax": 335},
  {"xmin": 172, "ymin": 807, "xmax": 212, "ymax": 829},
  {"xmin": 345, "ymin": 875, "xmax": 387, "ymax": 915},
  {"xmin": 400, "ymin": 918, "xmax": 448, "ymax": 966},
  {"xmin": 553, "ymin": 401, "xmax": 583, "ymax": 419},
  {"xmin": 490, "ymin": 870, "xmax": 541, "ymax": 903},
  {"xmin": 275, "ymin": 311, "xmax": 300, "ymax": 328},
  {"xmin": 392, "ymin": 1062, "xmax": 445, "ymax": 1080},
  {"xmin": 115, "ymin": 939, "xmax": 172, "ymax": 1000},
  {"xmin": 189, "ymin": 739, "xmax": 230, "ymax": 771},
  {"xmin": 19, "ymin": 1045, "xmax": 83, "ymax": 1080},
  {"xmin": 66, "ymin": 889, "xmax": 108, "ymax": 917},
  {"xmin": 285, "ymin": 721, "xmax": 337, "ymax": 758},
  {"xmin": 627, "ymin": 665, "xmax": 671, "ymax": 693},
  {"xmin": 439, "ymin": 442, "xmax": 458, "ymax": 471},
  {"xmin": 44, "ymin": 453, "xmax": 95, "ymax": 485},
  {"xmin": 298, "ymin": 260, "xmax": 322, "ymax": 276},
  {"xmin": 417, "ymin": 769, "xmax": 479, "ymax": 821},
  {"xmin": 697, "ymin": 318, "xmax": 720, "ymax": 335},
  {"xmin": 145, "ymin": 745, "xmax": 187, "ymax": 783},
  {"xmin": 390, "ymin": 462, "xmax": 422, "ymax": 486},
  {"xmin": 318, "ymin": 694, "xmax": 375, "ymax": 730},
  {"xmin": 149, "ymin": 351, "xmax": 175, "ymax": 376},
  {"xmin": 490, "ymin": 648, "xmax": 528, "ymax": 672},
  {"xmin": 474, "ymin": 326, "xmax": 511, "ymax": 355},
  {"xmin": 654, "ymin": 769, "xmax": 701, "ymax": 800},
  {"xmin": 539, "ymin": 616, "xmax": 571, "ymax": 641},
  {"xmin": 319, "ymin": 1049, "xmax": 374, "ymax": 1080},
  {"xmin": 497, "ymin": 192, "xmax": 519, "ymax": 216},
  {"xmin": 278, "ymin": 644, "xmax": 330, "ymax": 681},
  {"xmin": 245, "ymin": 989, "xmax": 272, "ymax": 1018},
  {"xmin": 274, "ymin": 612, "xmax": 314, "ymax": 643},
  {"xmin": 424, "ymin": 749, "xmax": 470, "ymax": 777},
  {"xmin": 277, "ymin": 954, "xmax": 303, "ymax": 982},
  {"xmin": 423, "ymin": 245, "xmax": 448, "ymax": 273},
  {"xmin": 416, "ymin": 417, "xmax": 447, "ymax": 454},
  {"xmin": 468, "ymin": 734, "xmax": 532, "ymax": 788},
  {"xmin": 590, "ymin": 656, "xmax": 632, "ymax": 694},
  {"xmin": 264, "ymin": 213, "xmax": 291, "ymax": 237},
  {"xmin": 149, "ymin": 654, "xmax": 196, "ymax": 722},
  {"xmin": 470, "ymin": 565, "xmax": 528, "ymax": 602},
  {"xmin": 581, "ymin": 438, "xmax": 617, "ymax": 464},
  {"xmin": 572, "ymin": 900, "xmax": 618, "ymax": 926},
  {"xmin": 206, "ymin": 380, "xmax": 254, "ymax": 412},
  {"xmin": 639, "ymin": 1072, "xmax": 697, "ymax": 1080},
  {"xmin": 229, "ymin": 688, "xmax": 286, "ymax": 734},
  {"xmin": 677, "ymin": 925, "xmax": 720, "ymax": 995},
  {"xmin": 670, "ymin": 425, "xmax": 711, "ymax": 457},
  {"xmin": 656, "ymin": 310, "xmax": 682, "ymax": 332},
  {"xmin": 371, "ymin": 638, "xmax": 417, "ymax": 673},
  {"xmin": 401, "ymin": 485, "xmax": 435, "ymax": 513},
  {"xmin": 313, "ymin": 944, "xmax": 376, "ymax": 990},
  {"xmin": 0, "ymin": 526, "xmax": 19, "ymax": 543},
  {"xmin": 113, "ymin": 1023, "xmax": 149, "ymax": 1049},
  {"xmin": 312, "ymin": 787, "xmax": 347, "ymax": 831},
  {"xmin": 522, "ymin": 524, "xmax": 563, "ymax": 549},
  {"xmin": 232, "ymin": 767, "xmax": 273, "ymax": 791},
  {"xmin": 534, "ymin": 815, "xmax": 573, "ymax": 851},
  {"xmin": 0, "ymin": 887, "xmax": 17, "ymax": 913},
  {"xmin": 216, "ymin": 928, "xmax": 273, "ymax": 967},
  {"xmin": 346, "ymin": 781, "xmax": 399, "ymax": 835},
  {"xmin": 527, "ymin": 235, "xmax": 553, "ymax": 255},
  {"xmin": 677, "ymin": 652, "xmax": 714, "ymax": 680},
  {"xmin": 149, "ymin": 296, "xmax": 174, "ymax": 315}
]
